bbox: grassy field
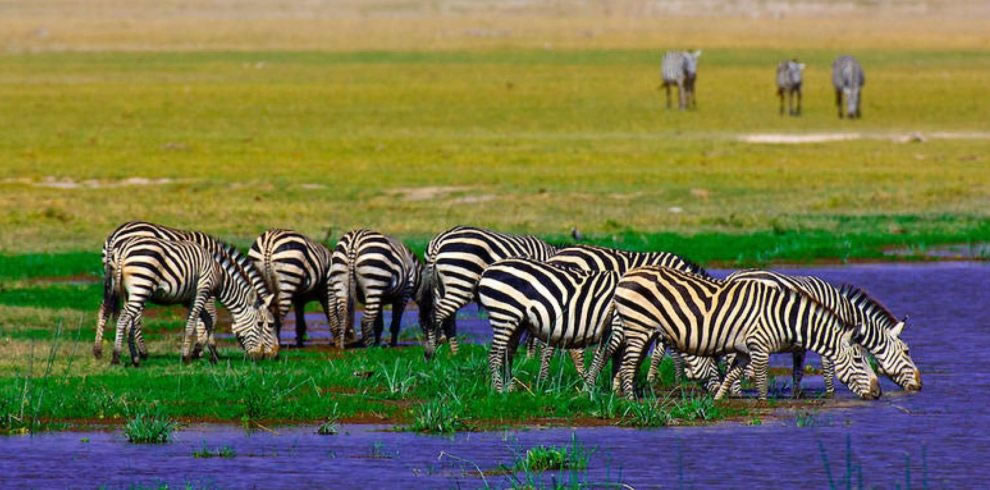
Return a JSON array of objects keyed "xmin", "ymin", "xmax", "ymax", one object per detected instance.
[{"xmin": 0, "ymin": 0, "xmax": 987, "ymax": 433}]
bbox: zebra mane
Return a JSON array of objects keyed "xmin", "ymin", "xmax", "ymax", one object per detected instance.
[
  {"xmin": 779, "ymin": 285, "xmax": 859, "ymax": 330},
  {"xmin": 838, "ymin": 283, "xmax": 898, "ymax": 327},
  {"xmin": 675, "ymin": 256, "xmax": 709, "ymax": 278}
]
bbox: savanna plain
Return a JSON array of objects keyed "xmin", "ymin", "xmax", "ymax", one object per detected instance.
[{"xmin": 0, "ymin": 1, "xmax": 989, "ymax": 487}]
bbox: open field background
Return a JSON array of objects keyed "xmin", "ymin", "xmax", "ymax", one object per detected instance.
[{"xmin": 0, "ymin": 1, "xmax": 988, "ymax": 431}]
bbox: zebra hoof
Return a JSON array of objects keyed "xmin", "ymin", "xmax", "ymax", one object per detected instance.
[
  {"xmin": 181, "ymin": 355, "xmax": 194, "ymax": 365},
  {"xmin": 139, "ymin": 351, "xmax": 149, "ymax": 361},
  {"xmin": 131, "ymin": 359, "xmax": 140, "ymax": 368},
  {"xmin": 93, "ymin": 345, "xmax": 103, "ymax": 359},
  {"xmin": 110, "ymin": 353, "xmax": 121, "ymax": 365}
]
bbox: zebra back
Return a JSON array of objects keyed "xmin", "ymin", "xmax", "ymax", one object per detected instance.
[
  {"xmin": 661, "ymin": 50, "xmax": 701, "ymax": 84},
  {"xmin": 103, "ymin": 221, "xmax": 272, "ymax": 306},
  {"xmin": 548, "ymin": 244, "xmax": 707, "ymax": 276},
  {"xmin": 248, "ymin": 228, "xmax": 333, "ymax": 297},
  {"xmin": 776, "ymin": 59, "xmax": 804, "ymax": 90},
  {"xmin": 832, "ymin": 55, "xmax": 865, "ymax": 89}
]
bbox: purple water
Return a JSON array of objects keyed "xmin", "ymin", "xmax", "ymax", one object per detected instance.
[{"xmin": 2, "ymin": 262, "xmax": 987, "ymax": 488}]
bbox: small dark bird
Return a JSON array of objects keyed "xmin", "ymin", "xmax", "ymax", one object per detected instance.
[{"xmin": 571, "ymin": 227, "xmax": 584, "ymax": 241}]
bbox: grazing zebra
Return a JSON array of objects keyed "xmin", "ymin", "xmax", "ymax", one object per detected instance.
[
  {"xmin": 328, "ymin": 229, "xmax": 424, "ymax": 348},
  {"xmin": 95, "ymin": 220, "xmax": 273, "ymax": 359},
  {"xmin": 541, "ymin": 244, "xmax": 715, "ymax": 386},
  {"xmin": 613, "ymin": 266, "xmax": 881, "ymax": 400},
  {"xmin": 106, "ymin": 237, "xmax": 277, "ymax": 365},
  {"xmin": 832, "ymin": 55, "xmax": 865, "ymax": 118},
  {"xmin": 777, "ymin": 59, "xmax": 805, "ymax": 116},
  {"xmin": 726, "ymin": 270, "xmax": 921, "ymax": 394},
  {"xmin": 477, "ymin": 258, "xmax": 623, "ymax": 392},
  {"xmin": 661, "ymin": 50, "xmax": 702, "ymax": 110},
  {"xmin": 421, "ymin": 226, "xmax": 557, "ymax": 359},
  {"xmin": 249, "ymin": 229, "xmax": 334, "ymax": 347}
]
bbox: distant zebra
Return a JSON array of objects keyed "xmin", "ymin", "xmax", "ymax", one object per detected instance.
[
  {"xmin": 726, "ymin": 270, "xmax": 921, "ymax": 394},
  {"xmin": 777, "ymin": 59, "xmax": 805, "ymax": 116},
  {"xmin": 478, "ymin": 259, "xmax": 623, "ymax": 392},
  {"xmin": 421, "ymin": 226, "xmax": 557, "ymax": 359},
  {"xmin": 613, "ymin": 266, "xmax": 881, "ymax": 400},
  {"xmin": 249, "ymin": 229, "xmax": 334, "ymax": 347},
  {"xmin": 661, "ymin": 50, "xmax": 702, "ymax": 110},
  {"xmin": 95, "ymin": 221, "xmax": 273, "ymax": 359},
  {"xmin": 328, "ymin": 229, "xmax": 424, "ymax": 348},
  {"xmin": 106, "ymin": 237, "xmax": 277, "ymax": 365},
  {"xmin": 832, "ymin": 55, "xmax": 865, "ymax": 118},
  {"xmin": 542, "ymin": 244, "xmax": 716, "ymax": 386}
]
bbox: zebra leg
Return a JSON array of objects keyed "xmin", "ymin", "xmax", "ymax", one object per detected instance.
[
  {"xmin": 489, "ymin": 328, "xmax": 511, "ymax": 393},
  {"xmin": 319, "ymin": 294, "xmax": 334, "ymax": 347},
  {"xmin": 525, "ymin": 334, "xmax": 537, "ymax": 358},
  {"xmin": 94, "ymin": 296, "xmax": 115, "ymax": 359},
  {"xmin": 126, "ymin": 314, "xmax": 141, "ymax": 367},
  {"xmin": 795, "ymin": 88, "xmax": 802, "ymax": 116},
  {"xmin": 199, "ymin": 305, "xmax": 219, "ymax": 364},
  {"xmin": 779, "ymin": 90, "xmax": 785, "ymax": 115},
  {"xmin": 749, "ymin": 349, "xmax": 772, "ymax": 401},
  {"xmin": 822, "ymin": 357, "xmax": 836, "ymax": 397},
  {"xmin": 618, "ymin": 331, "xmax": 650, "ymax": 400},
  {"xmin": 678, "ymin": 82, "xmax": 686, "ymax": 110},
  {"xmin": 388, "ymin": 297, "xmax": 407, "ymax": 347},
  {"xmin": 443, "ymin": 316, "xmax": 459, "ymax": 355},
  {"xmin": 791, "ymin": 350, "xmax": 806, "ymax": 399},
  {"xmin": 664, "ymin": 83, "xmax": 672, "ymax": 109},
  {"xmin": 133, "ymin": 318, "xmax": 149, "ymax": 360},
  {"xmin": 585, "ymin": 326, "xmax": 622, "ymax": 390},
  {"xmin": 360, "ymin": 294, "xmax": 383, "ymax": 347},
  {"xmin": 112, "ymin": 303, "xmax": 141, "ymax": 366},
  {"xmin": 181, "ymin": 291, "xmax": 210, "ymax": 363},
  {"xmin": 715, "ymin": 352, "xmax": 750, "ymax": 400},
  {"xmin": 671, "ymin": 351, "xmax": 686, "ymax": 382},
  {"xmin": 569, "ymin": 349, "xmax": 585, "ymax": 377},
  {"xmin": 294, "ymin": 300, "xmax": 307, "ymax": 347},
  {"xmin": 646, "ymin": 337, "xmax": 664, "ymax": 384},
  {"xmin": 538, "ymin": 341, "xmax": 554, "ymax": 383},
  {"xmin": 835, "ymin": 89, "xmax": 844, "ymax": 118}
]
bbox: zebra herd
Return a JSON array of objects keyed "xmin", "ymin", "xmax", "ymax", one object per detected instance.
[
  {"xmin": 662, "ymin": 50, "xmax": 866, "ymax": 118},
  {"xmin": 94, "ymin": 221, "xmax": 920, "ymax": 401}
]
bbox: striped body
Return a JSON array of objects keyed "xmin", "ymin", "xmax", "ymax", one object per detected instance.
[
  {"xmin": 421, "ymin": 226, "xmax": 557, "ymax": 359},
  {"xmin": 328, "ymin": 229, "xmax": 423, "ymax": 348},
  {"xmin": 545, "ymin": 244, "xmax": 718, "ymax": 389},
  {"xmin": 661, "ymin": 50, "xmax": 701, "ymax": 110},
  {"xmin": 776, "ymin": 59, "xmax": 805, "ymax": 116},
  {"xmin": 95, "ymin": 221, "xmax": 273, "ymax": 359},
  {"xmin": 727, "ymin": 270, "xmax": 920, "ymax": 393},
  {"xmin": 832, "ymin": 55, "xmax": 865, "ymax": 118},
  {"xmin": 614, "ymin": 266, "xmax": 881, "ymax": 400},
  {"xmin": 478, "ymin": 258, "xmax": 622, "ymax": 392},
  {"xmin": 108, "ymin": 237, "xmax": 276, "ymax": 365},
  {"xmin": 249, "ymin": 229, "xmax": 334, "ymax": 347}
]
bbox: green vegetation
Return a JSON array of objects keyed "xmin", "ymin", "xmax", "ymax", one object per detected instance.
[
  {"xmin": 192, "ymin": 444, "xmax": 236, "ymax": 458},
  {"xmin": 513, "ymin": 435, "xmax": 592, "ymax": 472},
  {"xmin": 123, "ymin": 412, "xmax": 177, "ymax": 444}
]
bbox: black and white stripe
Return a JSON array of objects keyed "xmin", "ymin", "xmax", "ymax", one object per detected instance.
[
  {"xmin": 421, "ymin": 226, "xmax": 557, "ymax": 359},
  {"xmin": 478, "ymin": 258, "xmax": 623, "ymax": 392},
  {"xmin": 95, "ymin": 221, "xmax": 273, "ymax": 359},
  {"xmin": 106, "ymin": 237, "xmax": 277, "ymax": 365},
  {"xmin": 661, "ymin": 50, "xmax": 702, "ymax": 110},
  {"xmin": 832, "ymin": 55, "xmax": 865, "ymax": 118},
  {"xmin": 328, "ymin": 229, "xmax": 423, "ymax": 348},
  {"xmin": 249, "ymin": 229, "xmax": 334, "ymax": 347},
  {"xmin": 613, "ymin": 266, "xmax": 881, "ymax": 400},
  {"xmin": 727, "ymin": 270, "xmax": 920, "ymax": 394},
  {"xmin": 544, "ymin": 244, "xmax": 714, "ymax": 386},
  {"xmin": 777, "ymin": 59, "xmax": 805, "ymax": 116}
]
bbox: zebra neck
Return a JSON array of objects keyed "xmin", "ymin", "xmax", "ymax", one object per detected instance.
[
  {"xmin": 799, "ymin": 313, "xmax": 845, "ymax": 359},
  {"xmin": 216, "ymin": 264, "xmax": 255, "ymax": 316}
]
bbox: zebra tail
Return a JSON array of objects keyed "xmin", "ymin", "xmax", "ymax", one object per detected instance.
[
  {"xmin": 417, "ymin": 262, "xmax": 436, "ymax": 332},
  {"xmin": 344, "ymin": 246, "xmax": 358, "ymax": 341},
  {"xmin": 108, "ymin": 249, "xmax": 125, "ymax": 318}
]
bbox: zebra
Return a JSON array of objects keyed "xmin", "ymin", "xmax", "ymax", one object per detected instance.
[
  {"xmin": 540, "ymin": 244, "xmax": 716, "ymax": 387},
  {"xmin": 613, "ymin": 266, "xmax": 881, "ymax": 400},
  {"xmin": 328, "ymin": 229, "xmax": 424, "ymax": 348},
  {"xmin": 421, "ymin": 226, "xmax": 557, "ymax": 359},
  {"xmin": 95, "ymin": 220, "xmax": 274, "ymax": 360},
  {"xmin": 661, "ymin": 50, "xmax": 701, "ymax": 110},
  {"xmin": 777, "ymin": 59, "xmax": 805, "ymax": 116},
  {"xmin": 248, "ymin": 229, "xmax": 335, "ymax": 347},
  {"xmin": 832, "ymin": 55, "xmax": 865, "ymax": 119},
  {"xmin": 726, "ymin": 270, "xmax": 921, "ymax": 396},
  {"xmin": 477, "ymin": 258, "xmax": 624, "ymax": 392},
  {"xmin": 106, "ymin": 237, "xmax": 277, "ymax": 366}
]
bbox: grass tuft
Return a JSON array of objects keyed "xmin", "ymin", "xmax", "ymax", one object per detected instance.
[
  {"xmin": 123, "ymin": 412, "xmax": 176, "ymax": 444},
  {"xmin": 192, "ymin": 444, "xmax": 236, "ymax": 458}
]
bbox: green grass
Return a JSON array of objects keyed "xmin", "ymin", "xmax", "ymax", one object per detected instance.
[
  {"xmin": 0, "ymin": 48, "xmax": 988, "ymax": 253},
  {"xmin": 192, "ymin": 444, "xmax": 236, "ymax": 458},
  {"xmin": 123, "ymin": 412, "xmax": 176, "ymax": 443},
  {"xmin": 513, "ymin": 435, "xmax": 592, "ymax": 472}
]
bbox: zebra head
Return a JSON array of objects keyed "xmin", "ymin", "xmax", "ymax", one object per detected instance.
[
  {"xmin": 874, "ymin": 317, "xmax": 921, "ymax": 391},
  {"xmin": 235, "ymin": 295, "xmax": 278, "ymax": 360},
  {"xmin": 684, "ymin": 50, "xmax": 702, "ymax": 80},
  {"xmin": 833, "ymin": 325, "xmax": 881, "ymax": 400}
]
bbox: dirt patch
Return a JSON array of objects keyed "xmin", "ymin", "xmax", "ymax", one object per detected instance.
[
  {"xmin": 386, "ymin": 186, "xmax": 472, "ymax": 202},
  {"xmin": 739, "ymin": 131, "xmax": 990, "ymax": 144},
  {"xmin": 1, "ymin": 176, "xmax": 181, "ymax": 189}
]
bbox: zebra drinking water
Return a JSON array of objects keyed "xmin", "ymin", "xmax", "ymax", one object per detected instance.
[
  {"xmin": 613, "ymin": 266, "xmax": 881, "ymax": 400},
  {"xmin": 421, "ymin": 226, "xmax": 557, "ymax": 359},
  {"xmin": 777, "ymin": 59, "xmax": 805, "ymax": 116},
  {"xmin": 661, "ymin": 50, "xmax": 702, "ymax": 110},
  {"xmin": 328, "ymin": 229, "xmax": 424, "ymax": 348},
  {"xmin": 832, "ymin": 55, "xmax": 865, "ymax": 118},
  {"xmin": 249, "ymin": 229, "xmax": 334, "ymax": 347},
  {"xmin": 726, "ymin": 270, "xmax": 921, "ymax": 395},
  {"xmin": 106, "ymin": 237, "xmax": 277, "ymax": 366}
]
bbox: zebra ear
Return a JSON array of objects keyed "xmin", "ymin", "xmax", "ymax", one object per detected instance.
[
  {"xmin": 262, "ymin": 294, "xmax": 275, "ymax": 310},
  {"xmin": 798, "ymin": 63, "xmax": 806, "ymax": 71},
  {"xmin": 890, "ymin": 321, "xmax": 905, "ymax": 338},
  {"xmin": 839, "ymin": 327, "xmax": 855, "ymax": 346}
]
